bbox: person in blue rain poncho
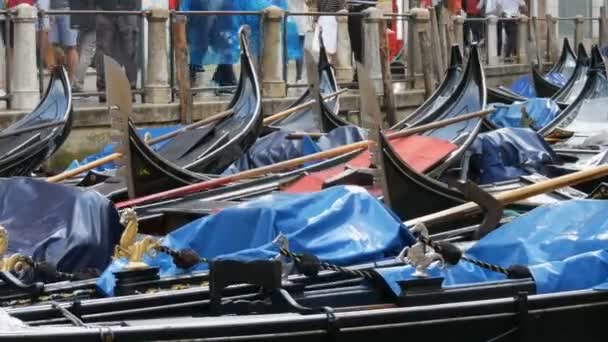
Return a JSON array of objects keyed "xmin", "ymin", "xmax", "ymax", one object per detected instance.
[{"xmin": 181, "ymin": 0, "xmax": 302, "ymax": 87}]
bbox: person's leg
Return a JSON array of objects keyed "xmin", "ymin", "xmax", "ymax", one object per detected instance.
[
  {"xmin": 348, "ymin": 6, "xmax": 364, "ymax": 63},
  {"xmin": 116, "ymin": 15, "xmax": 139, "ymax": 89},
  {"xmin": 507, "ymin": 22, "xmax": 517, "ymax": 57},
  {"xmin": 57, "ymin": 13, "xmax": 79, "ymax": 81},
  {"xmin": 95, "ymin": 14, "xmax": 115, "ymax": 93},
  {"xmin": 295, "ymin": 35, "xmax": 304, "ymax": 81},
  {"xmin": 497, "ymin": 20, "xmax": 503, "ymax": 57},
  {"xmin": 73, "ymin": 29, "xmax": 96, "ymax": 92}
]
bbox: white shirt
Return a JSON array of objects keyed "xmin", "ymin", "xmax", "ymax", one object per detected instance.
[
  {"xmin": 287, "ymin": 0, "xmax": 312, "ymax": 36},
  {"xmin": 499, "ymin": 0, "xmax": 523, "ymax": 17}
]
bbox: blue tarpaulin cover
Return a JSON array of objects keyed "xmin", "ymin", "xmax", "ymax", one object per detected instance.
[
  {"xmin": 97, "ymin": 186, "xmax": 414, "ymax": 296},
  {"xmin": 376, "ymin": 200, "xmax": 608, "ymax": 297},
  {"xmin": 509, "ymin": 72, "xmax": 567, "ymax": 98},
  {"xmin": 223, "ymin": 126, "xmax": 367, "ymax": 174},
  {"xmin": 467, "ymin": 128, "xmax": 561, "ymax": 184},
  {"xmin": 0, "ymin": 178, "xmax": 123, "ymax": 273},
  {"xmin": 180, "ymin": 0, "xmax": 302, "ymax": 66},
  {"xmin": 65, "ymin": 125, "xmax": 181, "ymax": 172},
  {"xmin": 488, "ymin": 98, "xmax": 561, "ymax": 130}
]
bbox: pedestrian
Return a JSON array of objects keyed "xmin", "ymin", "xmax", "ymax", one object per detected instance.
[
  {"xmin": 68, "ymin": 0, "xmax": 96, "ymax": 92},
  {"xmin": 287, "ymin": 0, "xmax": 311, "ymax": 82},
  {"xmin": 46, "ymin": 0, "xmax": 78, "ymax": 81},
  {"xmin": 478, "ymin": 0, "xmax": 502, "ymax": 55},
  {"xmin": 95, "ymin": 0, "xmax": 140, "ymax": 99},
  {"xmin": 317, "ymin": 0, "xmax": 346, "ymax": 63},
  {"xmin": 348, "ymin": 0, "xmax": 376, "ymax": 69},
  {"xmin": 497, "ymin": 0, "xmax": 523, "ymax": 59},
  {"xmin": 463, "ymin": 0, "xmax": 483, "ymax": 46}
]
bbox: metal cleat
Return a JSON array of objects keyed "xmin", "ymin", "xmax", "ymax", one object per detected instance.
[
  {"xmin": 400, "ymin": 223, "xmax": 444, "ymax": 278},
  {"xmin": 272, "ymin": 233, "xmax": 294, "ymax": 280}
]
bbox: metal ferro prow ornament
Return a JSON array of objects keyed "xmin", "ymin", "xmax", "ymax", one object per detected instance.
[
  {"xmin": 115, "ymin": 210, "xmax": 161, "ymax": 270},
  {"xmin": 0, "ymin": 226, "xmax": 32, "ymax": 273}
]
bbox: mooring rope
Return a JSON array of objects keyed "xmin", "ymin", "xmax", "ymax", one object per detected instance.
[{"xmin": 415, "ymin": 235, "xmax": 530, "ymax": 279}]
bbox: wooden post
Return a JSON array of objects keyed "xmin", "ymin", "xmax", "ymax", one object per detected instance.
[
  {"xmin": 429, "ymin": 7, "xmax": 444, "ymax": 77},
  {"xmin": 546, "ymin": 14, "xmax": 558, "ymax": 64},
  {"xmin": 335, "ymin": 9, "xmax": 354, "ymax": 83},
  {"xmin": 261, "ymin": 6, "xmax": 287, "ymax": 98},
  {"xmin": 453, "ymin": 15, "xmax": 465, "ymax": 54},
  {"xmin": 379, "ymin": 20, "xmax": 397, "ymax": 127},
  {"xmin": 531, "ymin": 16, "xmax": 542, "ymax": 67},
  {"xmin": 173, "ymin": 15, "xmax": 192, "ymax": 124},
  {"xmin": 438, "ymin": 6, "xmax": 449, "ymax": 69},
  {"xmin": 574, "ymin": 15, "xmax": 584, "ymax": 49},
  {"xmin": 413, "ymin": 8, "xmax": 435, "ymax": 98},
  {"xmin": 407, "ymin": 14, "xmax": 416, "ymax": 89},
  {"xmin": 601, "ymin": 7, "xmax": 608, "ymax": 47},
  {"xmin": 486, "ymin": 15, "xmax": 499, "ymax": 66},
  {"xmin": 517, "ymin": 15, "xmax": 529, "ymax": 64}
]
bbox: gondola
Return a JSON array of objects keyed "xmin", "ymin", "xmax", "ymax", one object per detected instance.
[
  {"xmin": 4, "ymin": 210, "xmax": 608, "ymax": 342},
  {"xmin": 532, "ymin": 38, "xmax": 577, "ymax": 98},
  {"xmin": 486, "ymin": 85, "xmax": 527, "ymax": 104},
  {"xmin": 89, "ymin": 27, "xmax": 262, "ymax": 200},
  {"xmin": 550, "ymin": 43, "xmax": 590, "ymax": 105},
  {"xmin": 270, "ymin": 42, "xmax": 342, "ymax": 133},
  {"xmin": 378, "ymin": 46, "xmax": 588, "ymax": 228},
  {"xmin": 392, "ymin": 45, "xmax": 464, "ymax": 129},
  {"xmin": 157, "ymin": 30, "xmax": 262, "ymax": 174},
  {"xmin": 0, "ymin": 67, "xmax": 73, "ymax": 177},
  {"xmin": 539, "ymin": 45, "xmax": 608, "ymax": 140}
]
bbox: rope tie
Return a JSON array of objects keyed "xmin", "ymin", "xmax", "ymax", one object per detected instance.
[
  {"xmin": 415, "ymin": 235, "xmax": 531, "ymax": 279},
  {"xmin": 279, "ymin": 247, "xmax": 375, "ymax": 280}
]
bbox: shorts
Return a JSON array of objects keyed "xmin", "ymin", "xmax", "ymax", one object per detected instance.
[{"xmin": 49, "ymin": 10, "xmax": 78, "ymax": 47}]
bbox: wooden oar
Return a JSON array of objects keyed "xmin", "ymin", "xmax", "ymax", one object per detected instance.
[
  {"xmin": 263, "ymin": 89, "xmax": 348, "ymax": 125},
  {"xmin": 115, "ymin": 140, "xmax": 372, "ymax": 209},
  {"xmin": 0, "ymin": 120, "xmax": 67, "ymax": 140},
  {"xmin": 116, "ymin": 107, "xmax": 496, "ymax": 208},
  {"xmin": 46, "ymin": 110, "xmax": 233, "ymax": 184},
  {"xmin": 406, "ymin": 164, "xmax": 608, "ymax": 227},
  {"xmin": 147, "ymin": 108, "xmax": 233, "ymax": 145},
  {"xmin": 46, "ymin": 152, "xmax": 122, "ymax": 183},
  {"xmin": 387, "ymin": 109, "xmax": 495, "ymax": 140}
]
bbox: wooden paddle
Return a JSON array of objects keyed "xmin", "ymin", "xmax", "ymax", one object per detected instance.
[
  {"xmin": 405, "ymin": 164, "xmax": 608, "ymax": 227},
  {"xmin": 115, "ymin": 140, "xmax": 371, "ymax": 209},
  {"xmin": 387, "ymin": 109, "xmax": 495, "ymax": 140},
  {"xmin": 0, "ymin": 120, "xmax": 67, "ymax": 140},
  {"xmin": 115, "ymin": 107, "xmax": 497, "ymax": 209},
  {"xmin": 146, "ymin": 108, "xmax": 234, "ymax": 145},
  {"xmin": 46, "ymin": 109, "xmax": 233, "ymax": 184},
  {"xmin": 262, "ymin": 89, "xmax": 348, "ymax": 125},
  {"xmin": 46, "ymin": 152, "xmax": 122, "ymax": 183}
]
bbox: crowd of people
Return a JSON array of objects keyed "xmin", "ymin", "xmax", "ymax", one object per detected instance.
[
  {"xmin": 1, "ymin": 0, "xmax": 143, "ymax": 100},
  {"xmin": 420, "ymin": 0, "xmax": 528, "ymax": 59},
  {"xmin": 0, "ymin": 0, "xmax": 528, "ymax": 98}
]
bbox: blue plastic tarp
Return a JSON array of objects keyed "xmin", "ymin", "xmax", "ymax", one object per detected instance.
[
  {"xmin": 509, "ymin": 72, "xmax": 567, "ymax": 98},
  {"xmin": 488, "ymin": 98, "xmax": 561, "ymax": 130},
  {"xmin": 222, "ymin": 126, "xmax": 366, "ymax": 174},
  {"xmin": 376, "ymin": 200, "xmax": 608, "ymax": 297},
  {"xmin": 181, "ymin": 0, "xmax": 302, "ymax": 67},
  {"xmin": 0, "ymin": 178, "xmax": 123, "ymax": 273},
  {"xmin": 65, "ymin": 125, "xmax": 181, "ymax": 173},
  {"xmin": 97, "ymin": 185, "xmax": 414, "ymax": 296},
  {"xmin": 467, "ymin": 128, "xmax": 561, "ymax": 184}
]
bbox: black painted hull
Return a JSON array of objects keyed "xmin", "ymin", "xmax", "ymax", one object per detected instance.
[
  {"xmin": 0, "ymin": 68, "xmax": 73, "ymax": 177},
  {"xmin": 393, "ymin": 45, "xmax": 464, "ymax": 129},
  {"xmin": 271, "ymin": 44, "xmax": 341, "ymax": 133},
  {"xmin": 551, "ymin": 44, "xmax": 589, "ymax": 105},
  {"xmin": 91, "ymin": 28, "xmax": 262, "ymax": 200}
]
